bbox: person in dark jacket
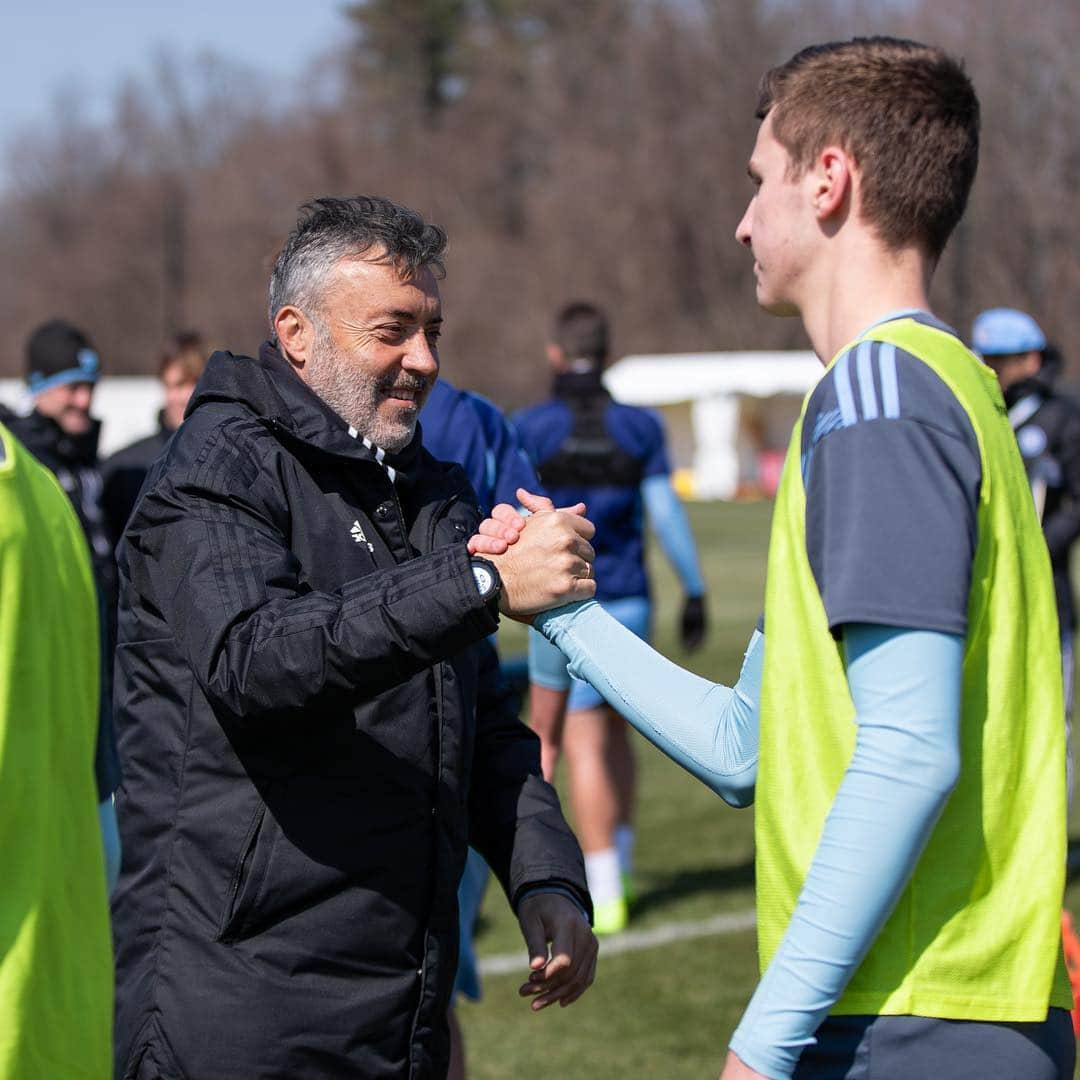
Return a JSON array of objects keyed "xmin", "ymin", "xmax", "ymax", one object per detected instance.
[
  {"xmin": 5, "ymin": 319, "xmax": 123, "ymax": 852},
  {"xmin": 972, "ymin": 307, "xmax": 1080, "ymax": 797},
  {"xmin": 7, "ymin": 320, "xmax": 117, "ymax": 625},
  {"xmin": 102, "ymin": 330, "xmax": 207, "ymax": 546},
  {"xmin": 111, "ymin": 195, "xmax": 597, "ymax": 1080}
]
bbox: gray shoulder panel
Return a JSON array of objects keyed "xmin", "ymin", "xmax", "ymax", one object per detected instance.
[{"xmin": 802, "ymin": 344, "xmax": 981, "ymax": 635}]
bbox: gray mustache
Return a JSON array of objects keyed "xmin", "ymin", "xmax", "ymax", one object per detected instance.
[{"xmin": 380, "ymin": 375, "xmax": 429, "ymax": 393}]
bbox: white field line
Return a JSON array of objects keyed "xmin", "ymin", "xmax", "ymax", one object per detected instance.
[{"xmin": 478, "ymin": 907, "xmax": 757, "ymax": 977}]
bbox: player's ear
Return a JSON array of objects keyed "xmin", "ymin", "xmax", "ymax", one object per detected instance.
[
  {"xmin": 812, "ymin": 145, "xmax": 852, "ymax": 223},
  {"xmin": 546, "ymin": 343, "xmax": 567, "ymax": 371}
]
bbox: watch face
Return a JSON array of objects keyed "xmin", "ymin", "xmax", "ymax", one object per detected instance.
[{"xmin": 473, "ymin": 563, "xmax": 496, "ymax": 596}]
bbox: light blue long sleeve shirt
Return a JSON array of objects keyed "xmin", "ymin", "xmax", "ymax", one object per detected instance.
[{"xmin": 535, "ymin": 603, "xmax": 962, "ymax": 1078}]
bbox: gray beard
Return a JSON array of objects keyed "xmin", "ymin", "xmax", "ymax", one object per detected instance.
[{"xmin": 305, "ymin": 329, "xmax": 419, "ymax": 452}]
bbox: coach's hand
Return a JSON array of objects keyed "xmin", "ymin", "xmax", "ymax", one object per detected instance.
[
  {"xmin": 516, "ymin": 892, "xmax": 598, "ymax": 1010},
  {"xmin": 719, "ymin": 1050, "xmax": 769, "ymax": 1079},
  {"xmin": 483, "ymin": 495, "xmax": 596, "ymax": 620}
]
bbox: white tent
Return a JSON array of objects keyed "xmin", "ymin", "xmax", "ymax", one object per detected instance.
[{"xmin": 603, "ymin": 351, "xmax": 823, "ymax": 499}]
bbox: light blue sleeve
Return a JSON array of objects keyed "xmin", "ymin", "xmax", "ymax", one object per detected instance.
[
  {"xmin": 728, "ymin": 625, "xmax": 963, "ymax": 1079},
  {"xmin": 98, "ymin": 797, "xmax": 121, "ymax": 894},
  {"xmin": 641, "ymin": 474, "xmax": 706, "ymax": 597},
  {"xmin": 528, "ymin": 624, "xmax": 573, "ymax": 691},
  {"xmin": 533, "ymin": 600, "xmax": 761, "ymax": 807}
]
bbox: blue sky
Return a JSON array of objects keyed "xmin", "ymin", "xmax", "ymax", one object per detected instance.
[{"xmin": 2, "ymin": 0, "xmax": 349, "ymax": 176}]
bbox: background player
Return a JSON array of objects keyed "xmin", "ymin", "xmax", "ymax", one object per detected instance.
[
  {"xmin": 514, "ymin": 302, "xmax": 707, "ymax": 934},
  {"xmin": 972, "ymin": 307, "xmax": 1080, "ymax": 798},
  {"xmin": 103, "ymin": 330, "xmax": 208, "ymax": 547}
]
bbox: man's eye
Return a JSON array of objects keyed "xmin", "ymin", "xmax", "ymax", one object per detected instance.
[
  {"xmin": 426, "ymin": 328, "xmax": 442, "ymax": 344},
  {"xmin": 378, "ymin": 325, "xmax": 405, "ymax": 341}
]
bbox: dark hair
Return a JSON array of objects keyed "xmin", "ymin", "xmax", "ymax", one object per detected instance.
[
  {"xmin": 268, "ymin": 195, "xmax": 448, "ymax": 326},
  {"xmin": 757, "ymin": 37, "xmax": 979, "ymax": 260},
  {"xmin": 158, "ymin": 330, "xmax": 206, "ymax": 381},
  {"xmin": 554, "ymin": 302, "xmax": 610, "ymax": 364}
]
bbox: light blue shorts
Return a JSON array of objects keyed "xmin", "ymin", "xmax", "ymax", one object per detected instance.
[{"xmin": 528, "ymin": 595, "xmax": 651, "ymax": 712}]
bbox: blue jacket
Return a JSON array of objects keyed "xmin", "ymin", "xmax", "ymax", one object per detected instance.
[{"xmin": 421, "ymin": 379, "xmax": 540, "ymax": 513}]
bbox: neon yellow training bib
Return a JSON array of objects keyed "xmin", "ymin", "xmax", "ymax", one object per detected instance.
[
  {"xmin": 0, "ymin": 423, "xmax": 113, "ymax": 1078},
  {"xmin": 758, "ymin": 318, "xmax": 1072, "ymax": 1021}
]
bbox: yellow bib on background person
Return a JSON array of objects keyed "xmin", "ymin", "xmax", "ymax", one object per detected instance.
[
  {"xmin": 0, "ymin": 423, "xmax": 112, "ymax": 1079},
  {"xmin": 758, "ymin": 317, "xmax": 1072, "ymax": 1020}
]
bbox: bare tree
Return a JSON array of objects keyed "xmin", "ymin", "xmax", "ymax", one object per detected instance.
[{"xmin": 1, "ymin": 0, "xmax": 1077, "ymax": 402}]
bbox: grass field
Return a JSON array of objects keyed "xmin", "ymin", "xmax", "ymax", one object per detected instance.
[{"xmin": 457, "ymin": 499, "xmax": 1080, "ymax": 1078}]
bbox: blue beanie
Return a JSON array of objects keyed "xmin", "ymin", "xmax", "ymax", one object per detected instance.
[
  {"xmin": 25, "ymin": 319, "xmax": 100, "ymax": 396},
  {"xmin": 971, "ymin": 308, "xmax": 1047, "ymax": 357}
]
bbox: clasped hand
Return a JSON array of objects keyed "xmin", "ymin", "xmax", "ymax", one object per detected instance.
[{"xmin": 468, "ymin": 489, "xmax": 596, "ymax": 621}]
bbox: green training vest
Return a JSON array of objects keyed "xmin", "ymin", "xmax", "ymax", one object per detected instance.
[
  {"xmin": 0, "ymin": 424, "xmax": 113, "ymax": 1078},
  {"xmin": 758, "ymin": 317, "xmax": 1072, "ymax": 1020}
]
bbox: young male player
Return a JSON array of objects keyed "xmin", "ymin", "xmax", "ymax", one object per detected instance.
[{"xmin": 474, "ymin": 36, "xmax": 1074, "ymax": 1079}]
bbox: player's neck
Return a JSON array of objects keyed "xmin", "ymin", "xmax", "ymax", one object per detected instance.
[{"xmin": 800, "ymin": 239, "xmax": 934, "ymax": 365}]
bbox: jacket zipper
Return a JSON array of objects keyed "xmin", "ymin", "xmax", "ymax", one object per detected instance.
[{"xmin": 407, "ymin": 491, "xmax": 459, "ymax": 1074}]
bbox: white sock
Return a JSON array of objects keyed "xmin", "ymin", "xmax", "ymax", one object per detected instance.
[
  {"xmin": 584, "ymin": 848, "xmax": 623, "ymax": 906},
  {"xmin": 615, "ymin": 824, "xmax": 635, "ymax": 878}
]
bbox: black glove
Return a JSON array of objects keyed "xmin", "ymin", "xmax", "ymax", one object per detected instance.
[{"xmin": 680, "ymin": 595, "xmax": 707, "ymax": 652}]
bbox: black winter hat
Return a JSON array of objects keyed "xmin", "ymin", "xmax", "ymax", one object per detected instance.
[{"xmin": 25, "ymin": 319, "xmax": 100, "ymax": 396}]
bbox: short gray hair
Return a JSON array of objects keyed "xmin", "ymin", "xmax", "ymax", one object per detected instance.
[{"xmin": 268, "ymin": 195, "xmax": 448, "ymax": 328}]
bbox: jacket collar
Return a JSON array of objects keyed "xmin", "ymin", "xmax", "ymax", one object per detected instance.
[
  {"xmin": 22, "ymin": 409, "xmax": 101, "ymax": 466},
  {"xmin": 187, "ymin": 342, "xmax": 423, "ymax": 484}
]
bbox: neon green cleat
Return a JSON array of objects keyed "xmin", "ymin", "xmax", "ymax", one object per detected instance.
[{"xmin": 592, "ymin": 895, "xmax": 629, "ymax": 936}]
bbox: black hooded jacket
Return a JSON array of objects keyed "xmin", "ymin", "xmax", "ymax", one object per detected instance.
[
  {"xmin": 3, "ymin": 408, "xmax": 117, "ymax": 621},
  {"xmin": 1003, "ymin": 353, "xmax": 1080, "ymax": 629},
  {"xmin": 111, "ymin": 344, "xmax": 589, "ymax": 1079}
]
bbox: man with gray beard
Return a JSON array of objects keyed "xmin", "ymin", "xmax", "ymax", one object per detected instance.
[{"xmin": 110, "ymin": 196, "xmax": 597, "ymax": 1079}]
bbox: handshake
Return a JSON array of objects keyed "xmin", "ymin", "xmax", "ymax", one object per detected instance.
[{"xmin": 468, "ymin": 489, "xmax": 596, "ymax": 622}]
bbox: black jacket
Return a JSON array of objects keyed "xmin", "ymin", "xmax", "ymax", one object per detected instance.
[
  {"xmin": 4, "ymin": 409, "xmax": 117, "ymax": 619},
  {"xmin": 112, "ymin": 345, "xmax": 589, "ymax": 1079},
  {"xmin": 102, "ymin": 414, "xmax": 174, "ymax": 549},
  {"xmin": 1005, "ymin": 361, "xmax": 1080, "ymax": 629}
]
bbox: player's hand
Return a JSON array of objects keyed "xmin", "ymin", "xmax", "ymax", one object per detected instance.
[
  {"xmin": 468, "ymin": 503, "xmax": 526, "ymax": 555},
  {"xmin": 467, "ymin": 496, "xmax": 587, "ymax": 556},
  {"xmin": 680, "ymin": 594, "xmax": 707, "ymax": 651},
  {"xmin": 719, "ymin": 1050, "xmax": 770, "ymax": 1080},
  {"xmin": 516, "ymin": 892, "xmax": 598, "ymax": 1010}
]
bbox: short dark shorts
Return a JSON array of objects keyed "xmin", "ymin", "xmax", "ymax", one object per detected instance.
[{"xmin": 793, "ymin": 1009, "xmax": 1075, "ymax": 1080}]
